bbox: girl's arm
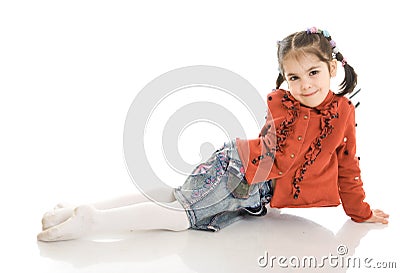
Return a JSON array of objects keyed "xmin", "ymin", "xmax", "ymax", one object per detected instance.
[{"xmin": 337, "ymin": 104, "xmax": 389, "ymax": 224}]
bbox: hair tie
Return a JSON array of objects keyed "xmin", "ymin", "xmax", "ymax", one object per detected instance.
[
  {"xmin": 306, "ymin": 26, "xmax": 318, "ymax": 34},
  {"xmin": 306, "ymin": 26, "xmax": 335, "ymax": 47},
  {"xmin": 322, "ymin": 30, "xmax": 330, "ymax": 38},
  {"xmin": 332, "ymin": 47, "xmax": 339, "ymax": 54},
  {"xmin": 306, "ymin": 26, "xmax": 348, "ymax": 66},
  {"xmin": 306, "ymin": 26, "xmax": 330, "ymax": 37}
]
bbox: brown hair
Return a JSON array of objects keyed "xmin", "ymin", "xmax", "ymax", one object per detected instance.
[{"xmin": 275, "ymin": 30, "xmax": 357, "ymax": 96}]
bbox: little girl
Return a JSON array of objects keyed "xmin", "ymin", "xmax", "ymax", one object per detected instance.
[{"xmin": 38, "ymin": 27, "xmax": 389, "ymax": 241}]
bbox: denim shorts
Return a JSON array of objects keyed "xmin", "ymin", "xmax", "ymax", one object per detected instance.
[{"xmin": 174, "ymin": 140, "xmax": 273, "ymax": 231}]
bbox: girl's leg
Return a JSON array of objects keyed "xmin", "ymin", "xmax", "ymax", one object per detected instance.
[
  {"xmin": 37, "ymin": 200, "xmax": 190, "ymax": 242},
  {"xmin": 41, "ymin": 188, "xmax": 175, "ymax": 230},
  {"xmin": 93, "ymin": 200, "xmax": 189, "ymax": 233},
  {"xmin": 92, "ymin": 187, "xmax": 175, "ymax": 210}
]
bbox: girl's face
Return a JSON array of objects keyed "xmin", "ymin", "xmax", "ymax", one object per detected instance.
[{"xmin": 282, "ymin": 52, "xmax": 337, "ymax": 107}]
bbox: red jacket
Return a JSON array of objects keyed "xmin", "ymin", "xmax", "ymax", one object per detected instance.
[{"xmin": 236, "ymin": 89, "xmax": 372, "ymax": 222}]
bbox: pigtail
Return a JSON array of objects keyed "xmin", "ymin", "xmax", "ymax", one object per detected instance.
[
  {"xmin": 276, "ymin": 73, "xmax": 285, "ymax": 89},
  {"xmin": 321, "ymin": 29, "xmax": 358, "ymax": 96},
  {"xmin": 335, "ymin": 51, "xmax": 358, "ymax": 96}
]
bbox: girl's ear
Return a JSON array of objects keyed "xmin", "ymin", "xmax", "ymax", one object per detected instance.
[{"xmin": 329, "ymin": 60, "xmax": 337, "ymax": 77}]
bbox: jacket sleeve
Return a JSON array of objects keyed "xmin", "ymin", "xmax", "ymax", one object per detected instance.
[
  {"xmin": 336, "ymin": 104, "xmax": 372, "ymax": 222},
  {"xmin": 236, "ymin": 92, "xmax": 278, "ymax": 185}
]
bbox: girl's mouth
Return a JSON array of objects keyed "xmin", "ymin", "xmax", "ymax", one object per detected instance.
[{"xmin": 302, "ymin": 90, "xmax": 318, "ymax": 97}]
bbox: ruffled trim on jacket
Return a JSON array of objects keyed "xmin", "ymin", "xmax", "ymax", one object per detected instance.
[{"xmin": 255, "ymin": 90, "xmax": 339, "ymax": 199}]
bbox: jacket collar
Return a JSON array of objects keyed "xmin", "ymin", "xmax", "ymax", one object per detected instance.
[{"xmin": 315, "ymin": 90, "xmax": 335, "ymax": 111}]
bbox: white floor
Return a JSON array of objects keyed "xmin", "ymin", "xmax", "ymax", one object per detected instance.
[
  {"xmin": 2, "ymin": 204, "xmax": 398, "ymax": 273},
  {"xmin": 1, "ymin": 197, "xmax": 398, "ymax": 273}
]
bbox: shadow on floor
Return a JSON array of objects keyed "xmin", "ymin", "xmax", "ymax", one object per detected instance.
[{"xmin": 37, "ymin": 209, "xmax": 387, "ymax": 273}]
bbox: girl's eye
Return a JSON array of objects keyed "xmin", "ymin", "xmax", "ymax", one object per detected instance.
[{"xmin": 288, "ymin": 76, "xmax": 298, "ymax": 81}]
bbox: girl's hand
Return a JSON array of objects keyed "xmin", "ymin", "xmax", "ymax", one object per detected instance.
[{"xmin": 364, "ymin": 209, "xmax": 389, "ymax": 224}]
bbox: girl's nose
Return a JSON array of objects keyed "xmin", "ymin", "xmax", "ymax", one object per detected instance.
[{"xmin": 301, "ymin": 79, "xmax": 312, "ymax": 90}]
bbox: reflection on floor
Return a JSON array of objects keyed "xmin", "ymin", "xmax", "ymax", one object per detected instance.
[{"xmin": 35, "ymin": 206, "xmax": 398, "ymax": 273}]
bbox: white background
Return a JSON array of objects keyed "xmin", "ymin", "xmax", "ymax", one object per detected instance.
[{"xmin": 1, "ymin": 1, "xmax": 399, "ymax": 272}]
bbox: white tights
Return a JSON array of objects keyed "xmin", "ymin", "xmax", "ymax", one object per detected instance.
[{"xmin": 37, "ymin": 189, "xmax": 191, "ymax": 242}]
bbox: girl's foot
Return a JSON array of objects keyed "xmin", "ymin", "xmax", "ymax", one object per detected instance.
[
  {"xmin": 37, "ymin": 205, "xmax": 96, "ymax": 242},
  {"xmin": 41, "ymin": 203, "xmax": 75, "ymax": 230}
]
